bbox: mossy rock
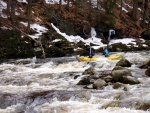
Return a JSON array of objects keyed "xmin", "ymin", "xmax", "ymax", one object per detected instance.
[
  {"xmin": 116, "ymin": 58, "xmax": 131, "ymax": 67},
  {"xmin": 53, "ymin": 40, "xmax": 70, "ymax": 48},
  {"xmin": 62, "ymin": 47, "xmax": 74, "ymax": 55},
  {"xmin": 144, "ymin": 40, "xmax": 150, "ymax": 49},
  {"xmin": 45, "ymin": 46, "xmax": 66, "ymax": 57},
  {"xmin": 110, "ymin": 43, "xmax": 131, "ymax": 52}
]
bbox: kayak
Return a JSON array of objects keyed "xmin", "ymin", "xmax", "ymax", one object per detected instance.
[
  {"xmin": 76, "ymin": 56, "xmax": 99, "ymax": 62},
  {"xmin": 76, "ymin": 54, "xmax": 121, "ymax": 62},
  {"xmin": 107, "ymin": 54, "xmax": 121, "ymax": 60}
]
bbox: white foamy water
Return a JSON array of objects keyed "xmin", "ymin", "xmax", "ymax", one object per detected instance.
[{"xmin": 0, "ymin": 51, "xmax": 149, "ymax": 113}]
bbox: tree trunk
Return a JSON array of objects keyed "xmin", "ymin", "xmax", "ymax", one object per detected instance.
[
  {"xmin": 6, "ymin": 0, "xmax": 11, "ymax": 16},
  {"xmin": 67, "ymin": 0, "xmax": 70, "ymax": 11},
  {"xmin": 59, "ymin": 0, "xmax": 62, "ymax": 11},
  {"xmin": 10, "ymin": 0, "xmax": 16, "ymax": 25},
  {"xmin": 120, "ymin": 0, "xmax": 123, "ymax": 16},
  {"xmin": 97, "ymin": 0, "xmax": 99, "ymax": 9},
  {"xmin": 132, "ymin": 0, "xmax": 138, "ymax": 20},
  {"xmin": 142, "ymin": 0, "xmax": 148, "ymax": 27},
  {"xmin": 27, "ymin": 0, "xmax": 32, "ymax": 33}
]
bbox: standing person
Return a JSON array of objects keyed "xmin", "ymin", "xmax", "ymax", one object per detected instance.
[
  {"xmin": 103, "ymin": 47, "xmax": 109, "ymax": 57},
  {"xmin": 89, "ymin": 44, "xmax": 95, "ymax": 58}
]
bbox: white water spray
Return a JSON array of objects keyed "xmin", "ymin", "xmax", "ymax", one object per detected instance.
[{"xmin": 91, "ymin": 27, "xmax": 97, "ymax": 38}]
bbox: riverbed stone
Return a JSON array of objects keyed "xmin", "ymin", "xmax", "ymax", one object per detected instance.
[
  {"xmin": 116, "ymin": 58, "xmax": 131, "ymax": 67},
  {"xmin": 82, "ymin": 67, "xmax": 96, "ymax": 75},
  {"xmin": 77, "ymin": 76, "xmax": 91, "ymax": 85},
  {"xmin": 113, "ymin": 82, "xmax": 127, "ymax": 91},
  {"xmin": 123, "ymin": 76, "xmax": 140, "ymax": 84},
  {"xmin": 112, "ymin": 66, "xmax": 125, "ymax": 71},
  {"xmin": 112, "ymin": 69, "xmax": 132, "ymax": 82},
  {"xmin": 139, "ymin": 59, "xmax": 150, "ymax": 69},
  {"xmin": 93, "ymin": 79, "xmax": 107, "ymax": 89}
]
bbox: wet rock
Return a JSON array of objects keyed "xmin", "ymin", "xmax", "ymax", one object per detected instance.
[
  {"xmin": 84, "ymin": 84, "xmax": 93, "ymax": 89},
  {"xmin": 136, "ymin": 101, "xmax": 150, "ymax": 110},
  {"xmin": 113, "ymin": 82, "xmax": 127, "ymax": 91},
  {"xmin": 82, "ymin": 67, "xmax": 95, "ymax": 75},
  {"xmin": 93, "ymin": 79, "xmax": 107, "ymax": 89},
  {"xmin": 112, "ymin": 66, "xmax": 125, "ymax": 71},
  {"xmin": 112, "ymin": 69, "xmax": 132, "ymax": 82},
  {"xmin": 140, "ymin": 30, "xmax": 150, "ymax": 40},
  {"xmin": 103, "ymin": 76, "xmax": 113, "ymax": 82},
  {"xmin": 139, "ymin": 59, "xmax": 150, "ymax": 69},
  {"xmin": 74, "ymin": 75, "xmax": 80, "ymax": 79},
  {"xmin": 109, "ymin": 43, "xmax": 131, "ymax": 52},
  {"xmin": 0, "ymin": 93, "xmax": 23, "ymax": 109},
  {"xmin": 116, "ymin": 58, "xmax": 131, "ymax": 67},
  {"xmin": 145, "ymin": 67, "xmax": 150, "ymax": 76},
  {"xmin": 77, "ymin": 76, "xmax": 91, "ymax": 85},
  {"xmin": 45, "ymin": 46, "xmax": 66, "ymax": 57},
  {"xmin": 123, "ymin": 76, "xmax": 140, "ymax": 84}
]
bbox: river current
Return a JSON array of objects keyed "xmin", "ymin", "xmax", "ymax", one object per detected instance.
[{"xmin": 0, "ymin": 51, "xmax": 150, "ymax": 113}]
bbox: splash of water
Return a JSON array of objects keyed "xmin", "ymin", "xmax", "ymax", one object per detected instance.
[{"xmin": 91, "ymin": 27, "xmax": 97, "ymax": 38}]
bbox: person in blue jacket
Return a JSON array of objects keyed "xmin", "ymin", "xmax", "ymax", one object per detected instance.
[{"xmin": 103, "ymin": 47, "xmax": 109, "ymax": 57}]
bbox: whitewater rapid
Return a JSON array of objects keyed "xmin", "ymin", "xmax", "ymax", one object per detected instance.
[{"xmin": 0, "ymin": 51, "xmax": 149, "ymax": 113}]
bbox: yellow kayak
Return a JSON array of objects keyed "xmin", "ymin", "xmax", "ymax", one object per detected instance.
[
  {"xmin": 76, "ymin": 54, "xmax": 121, "ymax": 62},
  {"xmin": 76, "ymin": 56, "xmax": 99, "ymax": 62},
  {"xmin": 107, "ymin": 54, "xmax": 121, "ymax": 60}
]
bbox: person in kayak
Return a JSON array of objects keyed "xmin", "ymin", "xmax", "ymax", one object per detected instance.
[
  {"xmin": 103, "ymin": 47, "xmax": 109, "ymax": 57},
  {"xmin": 89, "ymin": 43, "xmax": 95, "ymax": 58}
]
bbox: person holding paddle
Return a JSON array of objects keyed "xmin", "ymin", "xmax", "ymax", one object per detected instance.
[
  {"xmin": 89, "ymin": 43, "xmax": 95, "ymax": 58},
  {"xmin": 103, "ymin": 46, "xmax": 109, "ymax": 57}
]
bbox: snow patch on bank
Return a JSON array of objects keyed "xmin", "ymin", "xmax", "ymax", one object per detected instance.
[
  {"xmin": 20, "ymin": 22, "xmax": 48, "ymax": 39},
  {"xmin": 45, "ymin": 0, "xmax": 67, "ymax": 4},
  {"xmin": 51, "ymin": 23, "xmax": 107, "ymax": 49}
]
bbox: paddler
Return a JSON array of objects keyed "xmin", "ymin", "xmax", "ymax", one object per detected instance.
[
  {"xmin": 89, "ymin": 43, "xmax": 95, "ymax": 58},
  {"xmin": 103, "ymin": 46, "xmax": 109, "ymax": 57}
]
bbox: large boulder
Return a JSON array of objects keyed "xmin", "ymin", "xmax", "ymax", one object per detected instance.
[
  {"xmin": 123, "ymin": 76, "xmax": 140, "ymax": 84},
  {"xmin": 109, "ymin": 43, "xmax": 131, "ymax": 52},
  {"xmin": 112, "ymin": 69, "xmax": 132, "ymax": 82},
  {"xmin": 0, "ymin": 30, "xmax": 34, "ymax": 59},
  {"xmin": 140, "ymin": 30, "xmax": 150, "ymax": 40},
  {"xmin": 116, "ymin": 58, "xmax": 131, "ymax": 67}
]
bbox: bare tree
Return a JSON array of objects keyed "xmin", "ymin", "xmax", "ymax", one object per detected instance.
[
  {"xmin": 59, "ymin": 0, "xmax": 62, "ymax": 11},
  {"xmin": 27, "ymin": 0, "xmax": 32, "ymax": 33},
  {"xmin": 120, "ymin": 0, "xmax": 123, "ymax": 16},
  {"xmin": 142, "ymin": 0, "xmax": 148, "ymax": 27},
  {"xmin": 132, "ymin": 0, "xmax": 138, "ymax": 20},
  {"xmin": 6, "ymin": 0, "xmax": 11, "ymax": 15}
]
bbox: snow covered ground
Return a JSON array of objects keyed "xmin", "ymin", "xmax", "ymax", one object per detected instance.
[{"xmin": 51, "ymin": 23, "xmax": 146, "ymax": 50}]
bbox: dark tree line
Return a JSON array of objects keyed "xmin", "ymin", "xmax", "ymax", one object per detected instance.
[{"xmin": 4, "ymin": 0, "xmax": 150, "ymax": 32}]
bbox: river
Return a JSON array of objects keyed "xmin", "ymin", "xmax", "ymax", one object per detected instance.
[{"xmin": 0, "ymin": 51, "xmax": 149, "ymax": 113}]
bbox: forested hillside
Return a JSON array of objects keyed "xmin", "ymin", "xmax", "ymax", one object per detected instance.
[{"xmin": 0, "ymin": 0, "xmax": 150, "ymax": 59}]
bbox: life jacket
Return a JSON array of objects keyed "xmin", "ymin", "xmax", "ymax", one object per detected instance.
[{"xmin": 103, "ymin": 49, "xmax": 109, "ymax": 57}]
